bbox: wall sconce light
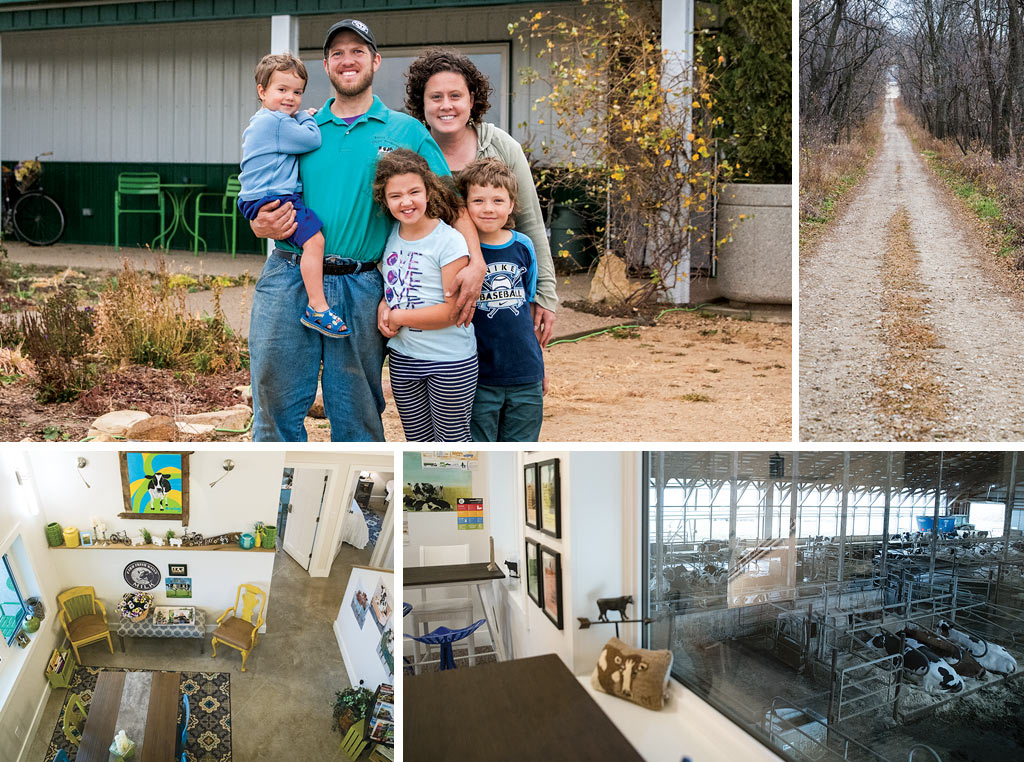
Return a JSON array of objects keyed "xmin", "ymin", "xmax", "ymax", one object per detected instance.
[
  {"xmin": 209, "ymin": 459, "xmax": 235, "ymax": 488},
  {"xmin": 77, "ymin": 457, "xmax": 91, "ymax": 488}
]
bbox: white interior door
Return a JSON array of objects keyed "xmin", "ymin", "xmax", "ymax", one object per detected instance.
[{"xmin": 283, "ymin": 467, "xmax": 329, "ymax": 571}]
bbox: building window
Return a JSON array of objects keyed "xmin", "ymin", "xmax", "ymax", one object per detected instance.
[
  {"xmin": 0, "ymin": 555, "xmax": 27, "ymax": 646},
  {"xmin": 301, "ymin": 43, "xmax": 510, "ymax": 132},
  {"xmin": 643, "ymin": 451, "xmax": 1024, "ymax": 762}
]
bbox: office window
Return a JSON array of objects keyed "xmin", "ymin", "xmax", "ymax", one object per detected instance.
[{"xmin": 0, "ymin": 555, "xmax": 27, "ymax": 646}]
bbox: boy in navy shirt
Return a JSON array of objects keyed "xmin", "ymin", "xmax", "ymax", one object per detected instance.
[
  {"xmin": 457, "ymin": 158, "xmax": 546, "ymax": 441},
  {"xmin": 238, "ymin": 53, "xmax": 350, "ymax": 338}
]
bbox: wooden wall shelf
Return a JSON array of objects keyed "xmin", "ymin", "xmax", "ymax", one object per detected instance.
[{"xmin": 50, "ymin": 544, "xmax": 276, "ymax": 553}]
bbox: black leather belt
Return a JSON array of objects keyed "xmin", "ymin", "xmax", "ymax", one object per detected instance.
[{"xmin": 272, "ymin": 248, "xmax": 378, "ymax": 275}]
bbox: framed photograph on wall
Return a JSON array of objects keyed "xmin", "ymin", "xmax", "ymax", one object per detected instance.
[
  {"xmin": 525, "ymin": 538, "xmax": 541, "ymax": 606},
  {"xmin": 118, "ymin": 452, "xmax": 190, "ymax": 523},
  {"xmin": 80, "ymin": 531, "xmax": 93, "ymax": 547},
  {"xmin": 524, "ymin": 463, "xmax": 539, "ymax": 529},
  {"xmin": 539, "ymin": 545, "xmax": 563, "ymax": 629},
  {"xmin": 538, "ymin": 459, "xmax": 561, "ymax": 538}
]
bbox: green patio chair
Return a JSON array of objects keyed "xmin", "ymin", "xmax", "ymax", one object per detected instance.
[
  {"xmin": 62, "ymin": 692, "xmax": 88, "ymax": 745},
  {"xmin": 193, "ymin": 175, "xmax": 241, "ymax": 257},
  {"xmin": 114, "ymin": 172, "xmax": 165, "ymax": 250}
]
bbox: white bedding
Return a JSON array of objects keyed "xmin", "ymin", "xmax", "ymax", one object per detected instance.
[{"xmin": 342, "ymin": 499, "xmax": 370, "ymax": 549}]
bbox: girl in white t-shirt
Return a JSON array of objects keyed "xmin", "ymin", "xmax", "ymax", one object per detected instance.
[{"xmin": 373, "ymin": 149, "xmax": 477, "ymax": 442}]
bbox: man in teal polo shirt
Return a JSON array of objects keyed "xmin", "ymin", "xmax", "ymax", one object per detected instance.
[{"xmin": 248, "ymin": 19, "xmax": 484, "ymax": 441}]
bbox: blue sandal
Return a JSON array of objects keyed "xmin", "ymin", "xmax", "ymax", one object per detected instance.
[{"xmin": 300, "ymin": 305, "xmax": 352, "ymax": 338}]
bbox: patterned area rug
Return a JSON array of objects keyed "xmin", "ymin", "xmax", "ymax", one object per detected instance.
[
  {"xmin": 365, "ymin": 509, "xmax": 384, "ymax": 548},
  {"xmin": 44, "ymin": 666, "xmax": 231, "ymax": 762}
]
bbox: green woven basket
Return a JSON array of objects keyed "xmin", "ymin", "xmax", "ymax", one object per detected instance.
[
  {"xmin": 45, "ymin": 522, "xmax": 63, "ymax": 547},
  {"xmin": 261, "ymin": 527, "xmax": 277, "ymax": 549}
]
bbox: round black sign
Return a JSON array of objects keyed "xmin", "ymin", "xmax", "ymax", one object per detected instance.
[{"xmin": 123, "ymin": 560, "xmax": 161, "ymax": 591}]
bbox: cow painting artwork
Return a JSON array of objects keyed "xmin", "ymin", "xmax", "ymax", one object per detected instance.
[{"xmin": 118, "ymin": 452, "xmax": 190, "ymax": 523}]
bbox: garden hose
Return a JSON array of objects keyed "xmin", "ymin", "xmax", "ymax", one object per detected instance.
[
  {"xmin": 215, "ymin": 415, "xmax": 254, "ymax": 434},
  {"xmin": 546, "ymin": 303, "xmax": 716, "ymax": 347}
]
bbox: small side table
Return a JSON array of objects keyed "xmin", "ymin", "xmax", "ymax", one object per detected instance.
[{"xmin": 118, "ymin": 609, "xmax": 206, "ymax": 654}]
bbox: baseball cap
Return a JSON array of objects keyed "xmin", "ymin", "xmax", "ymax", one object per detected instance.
[{"xmin": 324, "ymin": 19, "xmax": 377, "ymax": 55}]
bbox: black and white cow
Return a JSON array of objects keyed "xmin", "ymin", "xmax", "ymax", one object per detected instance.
[
  {"xmin": 900, "ymin": 626, "xmax": 986, "ymax": 679},
  {"xmin": 936, "ymin": 620, "xmax": 1017, "ymax": 675},
  {"xmin": 146, "ymin": 472, "xmax": 172, "ymax": 510},
  {"xmin": 869, "ymin": 631, "xmax": 965, "ymax": 694}
]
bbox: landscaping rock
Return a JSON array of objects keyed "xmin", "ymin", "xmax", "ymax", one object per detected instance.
[
  {"xmin": 588, "ymin": 253, "xmax": 633, "ymax": 304},
  {"xmin": 85, "ymin": 429, "xmax": 117, "ymax": 442},
  {"xmin": 175, "ymin": 422, "xmax": 216, "ymax": 437},
  {"xmin": 90, "ymin": 409, "xmax": 151, "ymax": 438},
  {"xmin": 126, "ymin": 415, "xmax": 176, "ymax": 441},
  {"xmin": 177, "ymin": 404, "xmax": 252, "ymax": 432}
]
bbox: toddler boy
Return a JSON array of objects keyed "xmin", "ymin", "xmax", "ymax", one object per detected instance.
[
  {"xmin": 238, "ymin": 53, "xmax": 350, "ymax": 338},
  {"xmin": 457, "ymin": 158, "xmax": 545, "ymax": 441}
]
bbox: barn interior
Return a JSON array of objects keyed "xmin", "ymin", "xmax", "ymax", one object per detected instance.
[{"xmin": 646, "ymin": 451, "xmax": 1024, "ymax": 762}]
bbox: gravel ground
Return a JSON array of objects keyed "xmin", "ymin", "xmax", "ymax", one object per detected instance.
[{"xmin": 800, "ymin": 97, "xmax": 1024, "ymax": 441}]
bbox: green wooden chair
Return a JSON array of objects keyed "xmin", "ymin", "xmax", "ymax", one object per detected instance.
[
  {"xmin": 114, "ymin": 172, "xmax": 165, "ymax": 250},
  {"xmin": 62, "ymin": 692, "xmax": 88, "ymax": 745},
  {"xmin": 193, "ymin": 175, "xmax": 241, "ymax": 257}
]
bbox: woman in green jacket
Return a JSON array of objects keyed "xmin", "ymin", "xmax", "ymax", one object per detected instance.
[{"xmin": 405, "ymin": 48, "xmax": 557, "ymax": 345}]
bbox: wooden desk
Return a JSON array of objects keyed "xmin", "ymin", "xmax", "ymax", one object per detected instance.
[
  {"xmin": 76, "ymin": 670, "xmax": 181, "ymax": 762},
  {"xmin": 406, "ymin": 654, "xmax": 645, "ymax": 762},
  {"xmin": 405, "ymin": 563, "xmax": 507, "ymax": 661}
]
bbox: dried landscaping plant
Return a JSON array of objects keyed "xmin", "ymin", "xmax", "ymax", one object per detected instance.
[{"xmin": 20, "ymin": 286, "xmax": 97, "ymax": 402}]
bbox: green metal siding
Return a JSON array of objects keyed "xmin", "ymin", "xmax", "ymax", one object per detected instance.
[
  {"xmin": 3, "ymin": 160, "xmax": 264, "ymax": 255},
  {"xmin": 0, "ymin": 0, "xmax": 566, "ymax": 32}
]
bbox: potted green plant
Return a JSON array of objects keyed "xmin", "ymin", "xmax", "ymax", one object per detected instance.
[
  {"xmin": 165, "ymin": 530, "xmax": 175, "ymax": 544},
  {"xmin": 332, "ymin": 685, "xmax": 373, "ymax": 734},
  {"xmin": 141, "ymin": 528, "xmax": 152, "ymax": 545}
]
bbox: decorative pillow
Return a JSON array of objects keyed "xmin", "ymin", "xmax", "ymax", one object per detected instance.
[{"xmin": 590, "ymin": 636, "xmax": 673, "ymax": 710}]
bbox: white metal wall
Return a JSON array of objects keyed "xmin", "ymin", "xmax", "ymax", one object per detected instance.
[
  {"xmin": 1, "ymin": 4, "xmax": 572, "ymax": 165},
  {"xmin": 2, "ymin": 18, "xmax": 268, "ymax": 163}
]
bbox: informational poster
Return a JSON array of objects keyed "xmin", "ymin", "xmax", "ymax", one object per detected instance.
[
  {"xmin": 457, "ymin": 497, "xmax": 484, "ymax": 530},
  {"xmin": 420, "ymin": 452, "xmax": 479, "ymax": 470},
  {"xmin": 404, "ymin": 452, "xmax": 473, "ymax": 511}
]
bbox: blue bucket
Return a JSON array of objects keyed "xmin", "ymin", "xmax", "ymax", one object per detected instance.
[{"xmin": 916, "ymin": 516, "xmax": 935, "ymax": 531}]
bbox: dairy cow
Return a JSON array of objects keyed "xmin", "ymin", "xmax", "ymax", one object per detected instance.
[
  {"xmin": 869, "ymin": 631, "xmax": 965, "ymax": 694},
  {"xmin": 936, "ymin": 620, "xmax": 1017, "ymax": 674},
  {"xmin": 900, "ymin": 626, "xmax": 987, "ymax": 679}
]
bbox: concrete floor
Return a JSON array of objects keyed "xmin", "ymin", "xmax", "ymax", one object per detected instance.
[{"xmin": 25, "ymin": 541, "xmax": 377, "ymax": 762}]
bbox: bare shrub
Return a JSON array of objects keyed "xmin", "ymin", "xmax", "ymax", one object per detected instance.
[{"xmin": 20, "ymin": 287, "xmax": 97, "ymax": 402}]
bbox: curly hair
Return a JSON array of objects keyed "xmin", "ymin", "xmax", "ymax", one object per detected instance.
[
  {"xmin": 456, "ymin": 158, "xmax": 519, "ymax": 230},
  {"xmin": 372, "ymin": 149, "xmax": 463, "ymax": 227},
  {"xmin": 404, "ymin": 48, "xmax": 493, "ymax": 125}
]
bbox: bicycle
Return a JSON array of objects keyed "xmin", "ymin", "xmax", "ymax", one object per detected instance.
[{"xmin": 1, "ymin": 152, "xmax": 66, "ymax": 246}]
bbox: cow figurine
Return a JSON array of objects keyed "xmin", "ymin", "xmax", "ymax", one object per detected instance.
[
  {"xmin": 146, "ymin": 472, "xmax": 172, "ymax": 511},
  {"xmin": 596, "ymin": 595, "xmax": 633, "ymax": 622},
  {"xmin": 168, "ymin": 538, "xmax": 183, "ymax": 547},
  {"xmin": 596, "ymin": 642, "xmax": 649, "ymax": 698},
  {"xmin": 869, "ymin": 631, "xmax": 964, "ymax": 694},
  {"xmin": 131, "ymin": 536, "xmax": 146, "ymax": 546},
  {"xmin": 901, "ymin": 626, "xmax": 986, "ymax": 679},
  {"xmin": 152, "ymin": 537, "xmax": 165, "ymax": 547},
  {"xmin": 937, "ymin": 620, "xmax": 1017, "ymax": 674}
]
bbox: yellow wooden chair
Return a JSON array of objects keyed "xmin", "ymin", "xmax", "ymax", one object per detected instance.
[
  {"xmin": 62, "ymin": 692, "xmax": 88, "ymax": 745},
  {"xmin": 57, "ymin": 586, "xmax": 113, "ymax": 663},
  {"xmin": 211, "ymin": 583, "xmax": 266, "ymax": 672}
]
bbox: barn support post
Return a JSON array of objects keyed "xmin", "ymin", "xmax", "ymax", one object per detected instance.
[
  {"xmin": 826, "ymin": 647, "xmax": 838, "ymax": 745},
  {"xmin": 995, "ymin": 451, "xmax": 1017, "ymax": 607},
  {"xmin": 661, "ymin": 0, "xmax": 694, "ymax": 305},
  {"xmin": 271, "ymin": 15, "xmax": 299, "ymax": 55},
  {"xmin": 880, "ymin": 452, "xmax": 893, "ymax": 580},
  {"xmin": 728, "ymin": 452, "xmax": 739, "ymax": 592},
  {"xmin": 929, "ymin": 452, "xmax": 943, "ymax": 579},
  {"xmin": 837, "ymin": 453, "xmax": 850, "ymax": 584},
  {"xmin": 787, "ymin": 453, "xmax": 798, "ymax": 593}
]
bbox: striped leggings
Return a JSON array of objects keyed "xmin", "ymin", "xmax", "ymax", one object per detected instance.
[{"xmin": 388, "ymin": 349, "xmax": 478, "ymax": 442}]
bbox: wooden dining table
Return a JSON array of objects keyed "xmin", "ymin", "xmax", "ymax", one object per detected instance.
[
  {"xmin": 76, "ymin": 670, "xmax": 181, "ymax": 762},
  {"xmin": 405, "ymin": 653, "xmax": 645, "ymax": 761}
]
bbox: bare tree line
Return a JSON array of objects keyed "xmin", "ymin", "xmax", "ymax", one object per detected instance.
[
  {"xmin": 800, "ymin": 0, "xmax": 893, "ymax": 143},
  {"xmin": 897, "ymin": 0, "xmax": 1024, "ymax": 162},
  {"xmin": 801, "ymin": 0, "xmax": 1024, "ymax": 163}
]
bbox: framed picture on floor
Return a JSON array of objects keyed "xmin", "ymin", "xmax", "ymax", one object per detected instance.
[
  {"xmin": 539, "ymin": 545, "xmax": 563, "ymax": 629},
  {"xmin": 525, "ymin": 538, "xmax": 541, "ymax": 606},
  {"xmin": 537, "ymin": 459, "xmax": 561, "ymax": 538},
  {"xmin": 524, "ymin": 463, "xmax": 539, "ymax": 529}
]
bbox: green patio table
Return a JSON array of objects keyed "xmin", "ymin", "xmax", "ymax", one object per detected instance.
[{"xmin": 153, "ymin": 182, "xmax": 206, "ymax": 250}]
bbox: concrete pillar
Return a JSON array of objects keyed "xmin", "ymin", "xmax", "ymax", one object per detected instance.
[
  {"xmin": 661, "ymin": 0, "xmax": 694, "ymax": 304},
  {"xmin": 271, "ymin": 15, "xmax": 299, "ymax": 55}
]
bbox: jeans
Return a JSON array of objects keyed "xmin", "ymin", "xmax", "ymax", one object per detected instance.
[
  {"xmin": 470, "ymin": 381, "xmax": 544, "ymax": 442},
  {"xmin": 249, "ymin": 250, "xmax": 386, "ymax": 441}
]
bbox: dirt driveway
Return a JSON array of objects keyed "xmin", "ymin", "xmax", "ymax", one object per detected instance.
[{"xmin": 800, "ymin": 97, "xmax": 1024, "ymax": 441}]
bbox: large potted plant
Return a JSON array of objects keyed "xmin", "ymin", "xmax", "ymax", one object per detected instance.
[
  {"xmin": 332, "ymin": 685, "xmax": 373, "ymax": 734},
  {"xmin": 708, "ymin": 0, "xmax": 792, "ymax": 305}
]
